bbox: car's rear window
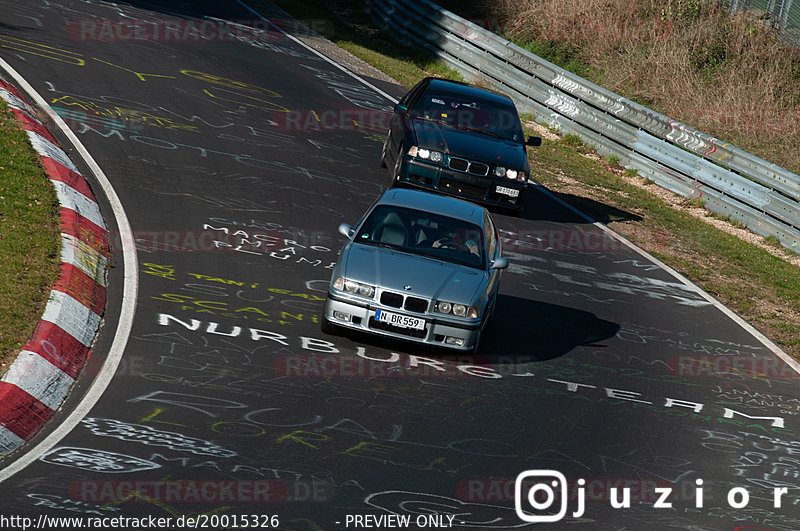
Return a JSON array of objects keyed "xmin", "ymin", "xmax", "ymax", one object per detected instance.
[
  {"xmin": 412, "ymin": 91, "xmax": 524, "ymax": 142},
  {"xmin": 356, "ymin": 205, "xmax": 485, "ymax": 269}
]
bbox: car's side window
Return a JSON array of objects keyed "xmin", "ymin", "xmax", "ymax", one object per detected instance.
[{"xmin": 400, "ymin": 79, "xmax": 428, "ymax": 109}]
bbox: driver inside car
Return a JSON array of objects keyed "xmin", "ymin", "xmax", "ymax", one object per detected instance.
[{"xmin": 431, "ymin": 226, "xmax": 480, "ymax": 256}]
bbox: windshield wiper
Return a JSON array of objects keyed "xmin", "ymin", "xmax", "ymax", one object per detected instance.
[
  {"xmin": 455, "ymin": 124, "xmax": 508, "ymax": 140},
  {"xmin": 414, "ymin": 250, "xmax": 447, "ymax": 262},
  {"xmin": 360, "ymin": 240, "xmax": 400, "ymax": 251},
  {"xmin": 413, "ymin": 116, "xmax": 449, "ymax": 125},
  {"xmin": 415, "ymin": 250, "xmax": 482, "ymax": 269},
  {"xmin": 361, "ymin": 241, "xmax": 424, "ymax": 258}
]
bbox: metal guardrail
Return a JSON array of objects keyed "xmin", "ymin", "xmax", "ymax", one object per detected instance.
[{"xmin": 365, "ymin": 0, "xmax": 800, "ymax": 251}]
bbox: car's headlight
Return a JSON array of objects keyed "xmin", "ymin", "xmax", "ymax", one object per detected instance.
[
  {"xmin": 409, "ymin": 146, "xmax": 443, "ymax": 163},
  {"xmin": 495, "ymin": 166, "xmax": 524, "ymax": 181},
  {"xmin": 435, "ymin": 301, "xmax": 478, "ymax": 318},
  {"xmin": 333, "ymin": 277, "xmax": 375, "ymax": 298}
]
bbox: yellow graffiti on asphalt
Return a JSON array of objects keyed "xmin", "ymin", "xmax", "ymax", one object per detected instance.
[
  {"xmin": 180, "ymin": 70, "xmax": 282, "ymax": 97},
  {"xmin": 1, "ymin": 37, "xmax": 288, "ymax": 114},
  {"xmin": 51, "ymin": 95, "xmax": 200, "ymax": 132},
  {"xmin": 202, "ymin": 86, "xmax": 289, "ymax": 113},
  {"xmin": 0, "ymin": 35, "xmax": 85, "ymax": 65},
  {"xmin": 93, "ymin": 57, "xmax": 177, "ymax": 82}
]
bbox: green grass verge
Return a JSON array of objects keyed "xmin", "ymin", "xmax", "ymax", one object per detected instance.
[{"xmin": 0, "ymin": 101, "xmax": 60, "ymax": 369}]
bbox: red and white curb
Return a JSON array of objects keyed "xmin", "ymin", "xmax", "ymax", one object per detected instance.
[{"xmin": 0, "ymin": 77, "xmax": 107, "ymax": 455}]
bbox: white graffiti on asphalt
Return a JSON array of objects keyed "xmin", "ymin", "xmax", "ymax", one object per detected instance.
[{"xmin": 81, "ymin": 418, "xmax": 236, "ymax": 458}]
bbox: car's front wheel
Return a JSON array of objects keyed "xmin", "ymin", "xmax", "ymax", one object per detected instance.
[
  {"xmin": 389, "ymin": 143, "xmax": 405, "ymax": 188},
  {"xmin": 470, "ymin": 302, "xmax": 495, "ymax": 355},
  {"xmin": 380, "ymin": 131, "xmax": 390, "ymax": 168},
  {"xmin": 470, "ymin": 328, "xmax": 484, "ymax": 356},
  {"xmin": 320, "ymin": 316, "xmax": 340, "ymax": 336}
]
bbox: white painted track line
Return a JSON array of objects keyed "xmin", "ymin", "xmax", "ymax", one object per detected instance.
[{"xmin": 235, "ymin": 0, "xmax": 400, "ymax": 105}]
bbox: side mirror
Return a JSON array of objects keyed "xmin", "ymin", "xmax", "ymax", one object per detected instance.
[
  {"xmin": 526, "ymin": 136, "xmax": 542, "ymax": 147},
  {"xmin": 490, "ymin": 257, "xmax": 509, "ymax": 270},
  {"xmin": 338, "ymin": 223, "xmax": 354, "ymax": 238},
  {"xmin": 394, "ymin": 103, "xmax": 408, "ymax": 115}
]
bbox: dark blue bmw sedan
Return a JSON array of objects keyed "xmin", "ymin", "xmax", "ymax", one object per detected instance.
[{"xmin": 381, "ymin": 77, "xmax": 540, "ymax": 213}]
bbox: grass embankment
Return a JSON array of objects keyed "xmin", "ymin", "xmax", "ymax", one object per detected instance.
[
  {"xmin": 492, "ymin": 0, "xmax": 800, "ymax": 174},
  {"xmin": 268, "ymin": 0, "xmax": 800, "ymax": 358},
  {"xmin": 0, "ymin": 101, "xmax": 60, "ymax": 371}
]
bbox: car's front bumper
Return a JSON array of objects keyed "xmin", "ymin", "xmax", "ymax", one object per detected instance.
[
  {"xmin": 324, "ymin": 291, "xmax": 481, "ymax": 351},
  {"xmin": 397, "ymin": 156, "xmax": 526, "ymax": 210}
]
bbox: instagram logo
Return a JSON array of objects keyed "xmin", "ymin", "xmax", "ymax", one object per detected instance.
[{"xmin": 514, "ymin": 470, "xmax": 584, "ymax": 523}]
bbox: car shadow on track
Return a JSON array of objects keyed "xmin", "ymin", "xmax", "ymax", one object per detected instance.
[
  {"xmin": 503, "ymin": 185, "xmax": 643, "ymax": 225},
  {"xmin": 478, "ymin": 294, "xmax": 620, "ymax": 362}
]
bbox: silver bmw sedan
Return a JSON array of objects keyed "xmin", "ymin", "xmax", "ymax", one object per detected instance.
[{"xmin": 322, "ymin": 188, "xmax": 508, "ymax": 353}]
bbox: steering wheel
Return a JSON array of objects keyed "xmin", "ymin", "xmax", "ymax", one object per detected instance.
[{"xmin": 435, "ymin": 238, "xmax": 466, "ymax": 252}]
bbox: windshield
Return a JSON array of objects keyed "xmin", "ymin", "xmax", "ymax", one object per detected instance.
[
  {"xmin": 355, "ymin": 205, "xmax": 486, "ymax": 269},
  {"xmin": 412, "ymin": 91, "xmax": 524, "ymax": 142}
]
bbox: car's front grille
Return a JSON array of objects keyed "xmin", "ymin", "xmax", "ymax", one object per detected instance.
[
  {"xmin": 380, "ymin": 291, "xmax": 430, "ymax": 313},
  {"xmin": 448, "ymin": 157, "xmax": 469, "ymax": 172},
  {"xmin": 380, "ymin": 292, "xmax": 404, "ymax": 308},
  {"xmin": 447, "ymin": 156, "xmax": 489, "ymax": 176},
  {"xmin": 468, "ymin": 162, "xmax": 489, "ymax": 176},
  {"xmin": 404, "ymin": 296, "xmax": 428, "ymax": 313}
]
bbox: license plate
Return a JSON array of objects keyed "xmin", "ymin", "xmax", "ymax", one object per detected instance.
[
  {"xmin": 496, "ymin": 185, "xmax": 520, "ymax": 198},
  {"xmin": 375, "ymin": 309, "xmax": 426, "ymax": 330}
]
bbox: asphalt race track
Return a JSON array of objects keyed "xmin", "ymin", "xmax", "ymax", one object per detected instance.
[{"xmin": 1, "ymin": 1, "xmax": 800, "ymax": 529}]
